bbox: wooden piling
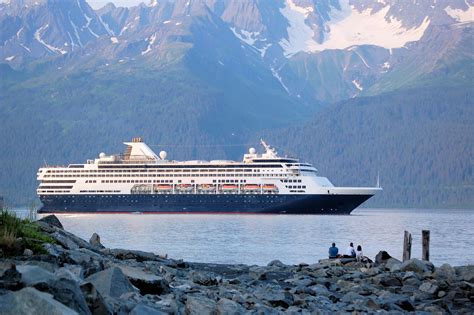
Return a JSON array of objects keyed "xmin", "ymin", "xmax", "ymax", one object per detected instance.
[
  {"xmin": 422, "ymin": 230, "xmax": 430, "ymax": 261},
  {"xmin": 403, "ymin": 231, "xmax": 412, "ymax": 261}
]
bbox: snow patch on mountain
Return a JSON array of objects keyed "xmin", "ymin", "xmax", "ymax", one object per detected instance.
[
  {"xmin": 271, "ymin": 67, "xmax": 289, "ymax": 94},
  {"xmin": 381, "ymin": 61, "xmax": 390, "ymax": 73},
  {"xmin": 5, "ymin": 55, "xmax": 15, "ymax": 61},
  {"xmin": 278, "ymin": 0, "xmax": 431, "ymax": 57},
  {"xmin": 315, "ymin": 2, "xmax": 430, "ymax": 51},
  {"xmin": 34, "ymin": 24, "xmax": 67, "ymax": 55},
  {"xmin": 352, "ymin": 79, "xmax": 363, "ymax": 91},
  {"xmin": 230, "ymin": 27, "xmax": 260, "ymax": 46},
  {"xmin": 279, "ymin": 0, "xmax": 316, "ymax": 57},
  {"xmin": 141, "ymin": 33, "xmax": 157, "ymax": 55},
  {"xmin": 110, "ymin": 36, "xmax": 119, "ymax": 44},
  {"xmin": 445, "ymin": 2, "xmax": 474, "ymax": 23}
]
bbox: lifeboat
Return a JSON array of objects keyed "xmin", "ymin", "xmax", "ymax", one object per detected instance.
[
  {"xmin": 243, "ymin": 184, "xmax": 260, "ymax": 191},
  {"xmin": 198, "ymin": 184, "xmax": 216, "ymax": 192},
  {"xmin": 154, "ymin": 184, "xmax": 172, "ymax": 191},
  {"xmin": 262, "ymin": 184, "xmax": 278, "ymax": 191},
  {"xmin": 221, "ymin": 184, "xmax": 238, "ymax": 191},
  {"xmin": 177, "ymin": 184, "xmax": 194, "ymax": 192}
]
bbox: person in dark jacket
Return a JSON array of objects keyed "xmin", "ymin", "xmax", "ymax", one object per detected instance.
[{"xmin": 328, "ymin": 243, "xmax": 339, "ymax": 259}]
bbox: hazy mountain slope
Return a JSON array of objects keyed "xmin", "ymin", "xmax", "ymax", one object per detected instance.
[
  {"xmin": 263, "ymin": 85, "xmax": 474, "ymax": 208},
  {"xmin": 0, "ymin": 0, "xmax": 473, "ymax": 207}
]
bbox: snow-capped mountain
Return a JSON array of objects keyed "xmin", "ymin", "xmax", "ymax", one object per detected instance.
[
  {"xmin": 1, "ymin": 0, "xmax": 472, "ymax": 102},
  {"xmin": 0, "ymin": 0, "xmax": 473, "ymax": 208}
]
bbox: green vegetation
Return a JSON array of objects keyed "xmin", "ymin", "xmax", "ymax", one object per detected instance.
[
  {"xmin": 264, "ymin": 85, "xmax": 474, "ymax": 208},
  {"xmin": 0, "ymin": 205, "xmax": 54, "ymax": 256}
]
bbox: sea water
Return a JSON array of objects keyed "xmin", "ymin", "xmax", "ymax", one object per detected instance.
[{"xmin": 14, "ymin": 208, "xmax": 474, "ymax": 266}]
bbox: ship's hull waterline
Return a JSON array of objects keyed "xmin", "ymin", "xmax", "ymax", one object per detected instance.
[{"xmin": 38, "ymin": 193, "xmax": 373, "ymax": 215}]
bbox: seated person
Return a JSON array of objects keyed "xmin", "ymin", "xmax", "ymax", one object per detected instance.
[
  {"xmin": 328, "ymin": 243, "xmax": 339, "ymax": 259},
  {"xmin": 343, "ymin": 242, "xmax": 356, "ymax": 258}
]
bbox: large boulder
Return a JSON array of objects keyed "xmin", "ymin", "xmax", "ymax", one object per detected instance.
[
  {"xmin": 85, "ymin": 267, "xmax": 138, "ymax": 299},
  {"xmin": 38, "ymin": 215, "xmax": 63, "ymax": 229},
  {"xmin": 433, "ymin": 263, "xmax": 456, "ymax": 282},
  {"xmin": 0, "ymin": 264, "xmax": 22, "ymax": 290},
  {"xmin": 455, "ymin": 265, "xmax": 474, "ymax": 283},
  {"xmin": 253, "ymin": 286, "xmax": 294, "ymax": 308},
  {"xmin": 385, "ymin": 258, "xmax": 402, "ymax": 271},
  {"xmin": 267, "ymin": 260, "xmax": 286, "ymax": 268},
  {"xmin": 107, "ymin": 249, "xmax": 156, "ymax": 262},
  {"xmin": 17, "ymin": 265, "xmax": 56, "ymax": 287},
  {"xmin": 0, "ymin": 287, "xmax": 77, "ymax": 315},
  {"xmin": 118, "ymin": 265, "xmax": 169, "ymax": 295},
  {"xmin": 185, "ymin": 295, "xmax": 216, "ymax": 315},
  {"xmin": 89, "ymin": 233, "xmax": 105, "ymax": 249},
  {"xmin": 129, "ymin": 303, "xmax": 167, "ymax": 315},
  {"xmin": 216, "ymin": 298, "xmax": 245, "ymax": 315},
  {"xmin": 37, "ymin": 278, "xmax": 91, "ymax": 315},
  {"xmin": 80, "ymin": 282, "xmax": 113, "ymax": 315},
  {"xmin": 191, "ymin": 270, "xmax": 218, "ymax": 286},
  {"xmin": 400, "ymin": 259, "xmax": 433, "ymax": 274},
  {"xmin": 375, "ymin": 251, "xmax": 392, "ymax": 265}
]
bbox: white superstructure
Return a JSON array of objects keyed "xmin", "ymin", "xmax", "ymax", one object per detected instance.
[{"xmin": 37, "ymin": 138, "xmax": 379, "ymax": 198}]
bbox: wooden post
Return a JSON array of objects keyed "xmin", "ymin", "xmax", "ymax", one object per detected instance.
[
  {"xmin": 422, "ymin": 230, "xmax": 430, "ymax": 261},
  {"xmin": 403, "ymin": 230, "xmax": 412, "ymax": 261}
]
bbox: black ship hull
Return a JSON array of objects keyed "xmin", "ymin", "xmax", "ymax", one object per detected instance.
[{"xmin": 38, "ymin": 193, "xmax": 373, "ymax": 215}]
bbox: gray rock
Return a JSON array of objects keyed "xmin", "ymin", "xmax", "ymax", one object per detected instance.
[
  {"xmin": 52, "ymin": 231, "xmax": 80, "ymax": 250},
  {"xmin": 55, "ymin": 265, "xmax": 84, "ymax": 282},
  {"xmin": 400, "ymin": 258, "xmax": 429, "ymax": 273},
  {"xmin": 185, "ymin": 295, "xmax": 216, "ymax": 315},
  {"xmin": 216, "ymin": 298, "xmax": 245, "ymax": 315},
  {"xmin": 17, "ymin": 265, "xmax": 56, "ymax": 287},
  {"xmin": 455, "ymin": 265, "xmax": 474, "ymax": 283},
  {"xmin": 23, "ymin": 248, "xmax": 33, "ymax": 256},
  {"xmin": 108, "ymin": 248, "xmax": 156, "ymax": 262},
  {"xmin": 80, "ymin": 282, "xmax": 113, "ymax": 315},
  {"xmin": 433, "ymin": 263, "xmax": 456, "ymax": 281},
  {"xmin": 129, "ymin": 303, "xmax": 167, "ymax": 315},
  {"xmin": 43, "ymin": 243, "xmax": 65, "ymax": 257},
  {"xmin": 0, "ymin": 264, "xmax": 22, "ymax": 290},
  {"xmin": 374, "ymin": 251, "xmax": 392, "ymax": 265},
  {"xmin": 267, "ymin": 260, "xmax": 286, "ymax": 268},
  {"xmin": 254, "ymin": 286, "xmax": 294, "ymax": 308},
  {"xmin": 419, "ymin": 281, "xmax": 439, "ymax": 295},
  {"xmin": 373, "ymin": 273, "xmax": 402, "ymax": 287},
  {"xmin": 248, "ymin": 266, "xmax": 268, "ymax": 280},
  {"xmin": 191, "ymin": 270, "xmax": 218, "ymax": 286},
  {"xmin": 385, "ymin": 257, "xmax": 401, "ymax": 269},
  {"xmin": 38, "ymin": 278, "xmax": 91, "ymax": 315},
  {"xmin": 85, "ymin": 267, "xmax": 138, "ymax": 299},
  {"xmin": 0, "ymin": 287, "xmax": 77, "ymax": 315},
  {"xmin": 38, "ymin": 214, "xmax": 63, "ymax": 229},
  {"xmin": 118, "ymin": 265, "xmax": 169, "ymax": 295},
  {"xmin": 341, "ymin": 291, "xmax": 366, "ymax": 303},
  {"xmin": 89, "ymin": 233, "xmax": 105, "ymax": 249}
]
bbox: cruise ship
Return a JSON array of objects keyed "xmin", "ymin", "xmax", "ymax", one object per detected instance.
[{"xmin": 37, "ymin": 138, "xmax": 381, "ymax": 214}]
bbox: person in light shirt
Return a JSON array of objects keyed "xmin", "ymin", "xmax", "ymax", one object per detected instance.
[{"xmin": 344, "ymin": 242, "xmax": 356, "ymax": 258}]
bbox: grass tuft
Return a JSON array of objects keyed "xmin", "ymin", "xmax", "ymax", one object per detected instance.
[{"xmin": 0, "ymin": 205, "xmax": 55, "ymax": 256}]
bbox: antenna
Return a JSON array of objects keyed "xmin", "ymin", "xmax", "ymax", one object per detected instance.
[
  {"xmin": 376, "ymin": 171, "xmax": 380, "ymax": 188},
  {"xmin": 43, "ymin": 159, "xmax": 48, "ymax": 167}
]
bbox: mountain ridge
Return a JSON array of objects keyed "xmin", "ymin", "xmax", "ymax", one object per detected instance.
[{"xmin": 0, "ymin": 0, "xmax": 473, "ymax": 207}]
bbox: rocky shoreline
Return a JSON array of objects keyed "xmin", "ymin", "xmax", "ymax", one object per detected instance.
[{"xmin": 0, "ymin": 215, "xmax": 473, "ymax": 314}]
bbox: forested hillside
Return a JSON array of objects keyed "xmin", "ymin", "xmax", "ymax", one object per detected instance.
[{"xmin": 263, "ymin": 85, "xmax": 474, "ymax": 208}]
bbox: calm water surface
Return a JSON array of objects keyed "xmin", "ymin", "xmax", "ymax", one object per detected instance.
[{"xmin": 23, "ymin": 209, "xmax": 473, "ymax": 266}]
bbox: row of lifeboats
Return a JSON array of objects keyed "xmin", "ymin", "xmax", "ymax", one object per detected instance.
[{"xmin": 152, "ymin": 184, "xmax": 278, "ymax": 192}]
